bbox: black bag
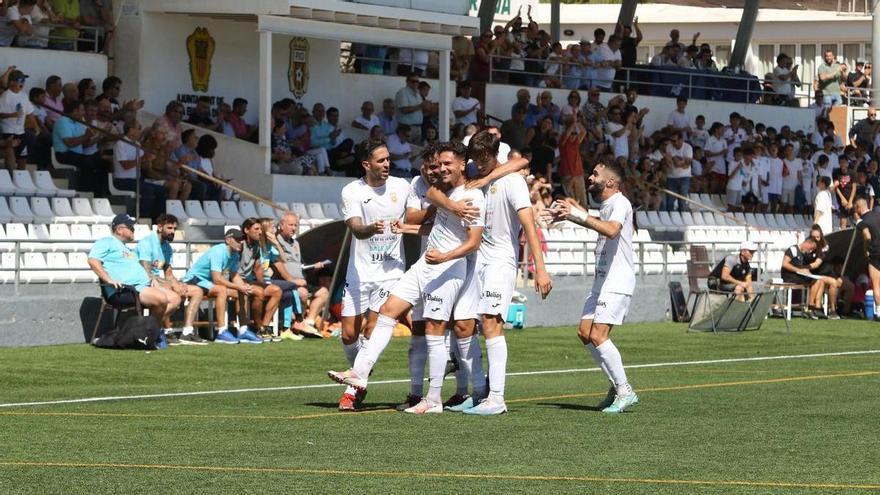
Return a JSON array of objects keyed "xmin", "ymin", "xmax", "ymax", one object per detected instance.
[
  {"xmin": 669, "ymin": 281, "xmax": 690, "ymax": 323},
  {"xmin": 92, "ymin": 315, "xmax": 161, "ymax": 350}
]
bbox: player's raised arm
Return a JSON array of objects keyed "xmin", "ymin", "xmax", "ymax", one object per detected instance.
[{"xmin": 517, "ymin": 206, "xmax": 552, "ymax": 298}]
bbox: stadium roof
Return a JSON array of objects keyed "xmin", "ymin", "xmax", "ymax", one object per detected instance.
[{"xmin": 664, "ymin": 0, "xmax": 858, "ymax": 10}]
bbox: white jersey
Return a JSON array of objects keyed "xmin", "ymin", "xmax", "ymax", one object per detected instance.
[
  {"xmin": 425, "ymin": 185, "xmax": 485, "ymax": 269},
  {"xmin": 341, "ymin": 177, "xmax": 411, "ymax": 284},
  {"xmin": 477, "ymin": 173, "xmax": 532, "ymax": 268},
  {"xmin": 407, "ymin": 175, "xmax": 432, "ymax": 254},
  {"xmin": 593, "ymin": 192, "xmax": 635, "ymax": 296}
]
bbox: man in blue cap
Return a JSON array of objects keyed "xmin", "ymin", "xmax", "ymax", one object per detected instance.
[{"xmin": 88, "ymin": 214, "xmax": 182, "ymax": 336}]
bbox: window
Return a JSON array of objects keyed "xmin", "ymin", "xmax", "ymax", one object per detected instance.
[
  {"xmin": 715, "ymin": 44, "xmax": 731, "ymax": 69},
  {"xmin": 800, "ymin": 44, "xmax": 816, "ymax": 86},
  {"xmin": 843, "ymin": 43, "xmax": 861, "ymax": 68},
  {"xmin": 866, "ymin": 43, "xmax": 872, "ymax": 62},
  {"xmin": 637, "ymin": 45, "xmax": 649, "ymax": 64},
  {"xmin": 779, "ymin": 44, "xmax": 795, "ymax": 61},
  {"xmin": 758, "ymin": 44, "xmax": 776, "ymax": 77}
]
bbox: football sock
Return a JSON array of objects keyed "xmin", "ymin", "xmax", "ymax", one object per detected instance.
[
  {"xmin": 238, "ymin": 325, "xmax": 249, "ymax": 335},
  {"xmin": 353, "ymin": 314, "xmax": 395, "ymax": 379},
  {"xmin": 449, "ymin": 333, "xmax": 468, "ymax": 396},
  {"xmin": 163, "ymin": 328, "xmax": 173, "ymax": 335},
  {"xmin": 426, "ymin": 334, "xmax": 446, "ymax": 404},
  {"xmin": 342, "ymin": 341, "xmax": 360, "ymax": 367},
  {"xmin": 586, "ymin": 343, "xmax": 614, "ymax": 385},
  {"xmin": 596, "ymin": 340, "xmax": 633, "ymax": 396},
  {"xmin": 217, "ymin": 326, "xmax": 228, "ymax": 333},
  {"xmin": 181, "ymin": 326, "xmax": 195, "ymax": 336},
  {"xmin": 485, "ymin": 336, "xmax": 508, "ymax": 403},
  {"xmin": 457, "ymin": 335, "xmax": 487, "ymax": 398},
  {"xmin": 344, "ymin": 386, "xmax": 358, "ymax": 397},
  {"xmin": 409, "ymin": 335, "xmax": 427, "ymax": 396}
]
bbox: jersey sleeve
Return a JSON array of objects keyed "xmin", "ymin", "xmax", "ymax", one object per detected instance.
[
  {"xmin": 607, "ymin": 197, "xmax": 630, "ymax": 225},
  {"xmin": 509, "ymin": 176, "xmax": 533, "ymax": 212},
  {"xmin": 341, "ymin": 185, "xmax": 363, "ymax": 221},
  {"xmin": 208, "ymin": 248, "xmax": 226, "ymax": 274},
  {"xmin": 406, "ymin": 179, "xmax": 423, "ymax": 210},
  {"xmin": 724, "ymin": 254, "xmax": 738, "ymax": 270},
  {"xmin": 136, "ymin": 237, "xmax": 152, "ymax": 263},
  {"xmin": 466, "ymin": 190, "xmax": 486, "ymax": 228},
  {"xmin": 88, "ymin": 237, "xmax": 111, "ymax": 261}
]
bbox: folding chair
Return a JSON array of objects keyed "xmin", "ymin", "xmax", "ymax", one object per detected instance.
[{"xmin": 90, "ymin": 284, "xmax": 143, "ymax": 342}]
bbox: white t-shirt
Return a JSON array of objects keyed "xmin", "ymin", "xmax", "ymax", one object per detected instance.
[
  {"xmin": 112, "ymin": 140, "xmax": 144, "ymax": 180},
  {"xmin": 691, "ymin": 128, "xmax": 709, "ymax": 150},
  {"xmin": 605, "ymin": 121, "xmax": 629, "ymax": 159},
  {"xmin": 407, "ymin": 175, "xmax": 431, "ymax": 254},
  {"xmin": 593, "ymin": 191, "xmax": 635, "ymax": 295},
  {"xmin": 199, "ymin": 157, "xmax": 214, "ymax": 176},
  {"xmin": 811, "ymin": 150, "xmax": 838, "ymax": 179},
  {"xmin": 755, "ymin": 157, "xmax": 771, "ymax": 202},
  {"xmin": 666, "ymin": 142, "xmax": 693, "ymax": 179},
  {"xmin": 452, "ymin": 96, "xmax": 480, "ymax": 126},
  {"xmin": 0, "ymin": 89, "xmax": 34, "ymax": 135},
  {"xmin": 386, "ymin": 133, "xmax": 413, "ymax": 172},
  {"xmin": 341, "ymin": 177, "xmax": 411, "ymax": 284},
  {"xmin": 766, "ymin": 157, "xmax": 784, "ymax": 195},
  {"xmin": 667, "ymin": 110, "xmax": 690, "ymax": 133},
  {"xmin": 772, "ymin": 66, "xmax": 794, "ymax": 96},
  {"xmin": 705, "ymin": 136, "xmax": 727, "ymax": 174},
  {"xmin": 801, "ymin": 161, "xmax": 815, "ymax": 204},
  {"xmin": 723, "ymin": 126, "xmax": 747, "ymax": 161},
  {"xmin": 353, "ymin": 114, "xmax": 381, "ymax": 130},
  {"xmin": 726, "ymin": 160, "xmax": 745, "ymax": 192},
  {"xmin": 593, "ymin": 44, "xmax": 621, "ymax": 89},
  {"xmin": 782, "ymin": 158, "xmax": 803, "ymax": 190},
  {"xmin": 814, "ymin": 189, "xmax": 833, "ymax": 234},
  {"xmin": 426, "ymin": 185, "xmax": 485, "ymax": 269},
  {"xmin": 477, "ymin": 173, "xmax": 532, "ymax": 269}
]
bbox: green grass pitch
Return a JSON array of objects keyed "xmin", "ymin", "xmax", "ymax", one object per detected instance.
[{"xmin": 0, "ymin": 319, "xmax": 878, "ymax": 494}]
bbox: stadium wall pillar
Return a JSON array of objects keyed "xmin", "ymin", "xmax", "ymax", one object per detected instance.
[
  {"xmin": 259, "ymin": 30, "xmax": 273, "ymax": 152},
  {"xmin": 728, "ymin": 0, "xmax": 760, "ymax": 72},
  {"xmin": 439, "ymin": 50, "xmax": 451, "ymax": 141},
  {"xmin": 873, "ymin": 1, "xmax": 880, "ymax": 103},
  {"xmin": 616, "ymin": 0, "xmax": 639, "ymax": 29},
  {"xmin": 550, "ymin": 0, "xmax": 560, "ymax": 45}
]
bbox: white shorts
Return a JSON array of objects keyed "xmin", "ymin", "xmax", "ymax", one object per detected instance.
[
  {"xmin": 341, "ymin": 279, "xmax": 397, "ymax": 317},
  {"xmin": 475, "ymin": 262, "xmax": 517, "ymax": 319},
  {"xmin": 781, "ymin": 187, "xmax": 796, "ymax": 205},
  {"xmin": 726, "ymin": 189, "xmax": 742, "ymax": 207},
  {"xmin": 452, "ymin": 258, "xmax": 480, "ymax": 321},
  {"xmin": 581, "ymin": 291, "xmax": 631, "ymax": 326},
  {"xmin": 392, "ymin": 259, "xmax": 466, "ymax": 322}
]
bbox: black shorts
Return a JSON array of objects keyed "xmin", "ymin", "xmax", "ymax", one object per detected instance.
[
  {"xmin": 2, "ymin": 133, "xmax": 26, "ymax": 157},
  {"xmin": 869, "ymin": 256, "xmax": 880, "ymax": 272},
  {"xmin": 707, "ymin": 278, "xmax": 739, "ymax": 292},
  {"xmin": 781, "ymin": 271, "xmax": 815, "ymax": 286},
  {"xmin": 105, "ymin": 286, "xmax": 140, "ymax": 306}
]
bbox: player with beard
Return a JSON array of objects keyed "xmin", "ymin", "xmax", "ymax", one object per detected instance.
[
  {"xmin": 336, "ymin": 139, "xmax": 412, "ymax": 411},
  {"xmin": 328, "ymin": 141, "xmax": 485, "ymax": 414},
  {"xmin": 136, "ymin": 214, "xmax": 207, "ymax": 345},
  {"xmin": 546, "ymin": 162, "xmax": 638, "ymax": 413}
]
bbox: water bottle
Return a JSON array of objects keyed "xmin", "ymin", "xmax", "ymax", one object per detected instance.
[{"xmin": 866, "ymin": 290, "xmax": 874, "ymax": 320}]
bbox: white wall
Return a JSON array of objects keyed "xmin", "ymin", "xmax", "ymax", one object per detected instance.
[
  {"xmin": 483, "ymin": 84, "xmax": 817, "ymax": 136},
  {"xmin": 0, "ymin": 47, "xmax": 107, "ymax": 92}
]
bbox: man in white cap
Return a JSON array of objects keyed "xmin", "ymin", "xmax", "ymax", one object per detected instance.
[{"xmin": 708, "ymin": 241, "xmax": 757, "ymax": 299}]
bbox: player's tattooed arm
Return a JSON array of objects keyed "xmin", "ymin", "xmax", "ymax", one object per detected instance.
[
  {"xmin": 426, "ymin": 186, "xmax": 479, "ymax": 221},
  {"xmin": 466, "ymin": 157, "xmax": 530, "ymax": 190},
  {"xmin": 346, "ymin": 217, "xmax": 384, "ymax": 240},
  {"xmin": 550, "ymin": 200, "xmax": 622, "ymax": 239},
  {"xmin": 425, "ymin": 226, "xmax": 483, "ymax": 264}
]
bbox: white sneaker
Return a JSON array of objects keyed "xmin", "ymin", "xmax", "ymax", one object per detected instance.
[
  {"xmin": 462, "ymin": 398, "xmax": 508, "ymax": 416},
  {"xmin": 403, "ymin": 398, "xmax": 442, "ymax": 414}
]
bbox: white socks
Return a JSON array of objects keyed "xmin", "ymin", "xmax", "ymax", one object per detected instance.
[
  {"xmin": 163, "ymin": 328, "xmax": 173, "ymax": 335},
  {"xmin": 448, "ymin": 332, "xmax": 468, "ymax": 396},
  {"xmin": 595, "ymin": 340, "xmax": 633, "ymax": 396},
  {"xmin": 342, "ymin": 341, "xmax": 360, "ymax": 367},
  {"xmin": 182, "ymin": 326, "xmax": 195, "ymax": 336},
  {"xmin": 425, "ymin": 334, "xmax": 446, "ymax": 404},
  {"xmin": 586, "ymin": 343, "xmax": 614, "ymax": 386},
  {"xmin": 485, "ymin": 336, "xmax": 508, "ymax": 403},
  {"xmin": 409, "ymin": 335, "xmax": 427, "ymax": 396},
  {"xmin": 457, "ymin": 335, "xmax": 487, "ymax": 398},
  {"xmin": 353, "ymin": 314, "xmax": 395, "ymax": 379}
]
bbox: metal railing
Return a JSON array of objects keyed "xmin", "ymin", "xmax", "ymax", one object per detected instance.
[{"xmin": 7, "ymin": 23, "xmax": 109, "ymax": 53}]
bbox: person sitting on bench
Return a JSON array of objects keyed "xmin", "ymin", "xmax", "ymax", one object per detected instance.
[
  {"xmin": 708, "ymin": 241, "xmax": 757, "ymax": 300},
  {"xmin": 780, "ymin": 237, "xmax": 823, "ymax": 319}
]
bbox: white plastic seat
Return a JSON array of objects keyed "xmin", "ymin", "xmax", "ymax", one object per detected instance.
[
  {"xmin": 33, "ymin": 170, "xmax": 75, "ymax": 197},
  {"xmin": 166, "ymin": 200, "xmax": 191, "ymax": 224},
  {"xmin": 0, "ymin": 170, "xmax": 17, "ymax": 196},
  {"xmin": 108, "ymin": 173, "xmax": 135, "ymax": 199},
  {"xmin": 72, "ymin": 198, "xmax": 100, "ymax": 223},
  {"xmin": 30, "ymin": 197, "xmax": 55, "ymax": 224},
  {"xmin": 49, "ymin": 223, "xmax": 72, "ymax": 241},
  {"xmin": 256, "ymin": 201, "xmax": 280, "ymax": 220},
  {"xmin": 322, "ymin": 203, "xmax": 342, "ymax": 219},
  {"xmin": 91, "ymin": 198, "xmax": 116, "ymax": 223},
  {"xmin": 51, "ymin": 151, "xmax": 76, "ymax": 172},
  {"xmin": 237, "ymin": 201, "xmax": 259, "ymax": 219},
  {"xmin": 11, "ymin": 170, "xmax": 37, "ymax": 196},
  {"xmin": 658, "ymin": 211, "xmax": 674, "ymax": 227},
  {"xmin": 22, "ymin": 252, "xmax": 50, "ymax": 283},
  {"xmin": 50, "ymin": 197, "xmax": 81, "ymax": 224},
  {"xmin": 289, "ymin": 202, "xmax": 310, "ymax": 219},
  {"xmin": 27, "ymin": 224, "xmax": 50, "ymax": 240},
  {"xmin": 91, "ymin": 224, "xmax": 111, "ymax": 240},
  {"xmin": 221, "ymin": 201, "xmax": 244, "ymax": 224},
  {"xmin": 307, "ymin": 203, "xmax": 326, "ymax": 220},
  {"xmin": 9, "ymin": 196, "xmax": 34, "ymax": 223},
  {"xmin": 203, "ymin": 201, "xmax": 227, "ymax": 226},
  {"xmin": 182, "ymin": 200, "xmax": 209, "ymax": 226},
  {"xmin": 5, "ymin": 223, "xmax": 27, "ymax": 239},
  {"xmin": 70, "ymin": 224, "xmax": 92, "ymax": 240},
  {"xmin": 0, "ymin": 197, "xmax": 12, "ymax": 223},
  {"xmin": 67, "ymin": 252, "xmax": 97, "ymax": 282}
]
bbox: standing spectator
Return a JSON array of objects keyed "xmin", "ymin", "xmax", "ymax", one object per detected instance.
[
  {"xmin": 396, "ymin": 48, "xmax": 428, "ymax": 77},
  {"xmin": 213, "ymin": 102, "xmax": 236, "ymax": 137},
  {"xmin": 817, "ymin": 50, "xmax": 846, "ymax": 107},
  {"xmin": 666, "ymin": 97, "xmax": 691, "ymax": 140},
  {"xmin": 691, "ymin": 115, "xmax": 709, "ymax": 150},
  {"xmin": 662, "ymin": 131, "xmax": 693, "ymax": 211},
  {"xmin": 378, "ymin": 98, "xmax": 397, "ymax": 137},
  {"xmin": 765, "ymin": 142, "xmax": 784, "ymax": 213},
  {"xmin": 0, "ymin": 70, "xmax": 35, "ymax": 171},
  {"xmin": 771, "ymin": 54, "xmax": 799, "ymax": 106},
  {"xmin": 501, "ymin": 105, "xmax": 528, "ymax": 151},
  {"xmin": 112, "ymin": 121, "xmax": 166, "ymax": 219},
  {"xmin": 604, "ymin": 106, "xmax": 631, "ymax": 160},
  {"xmin": 704, "ymin": 122, "xmax": 727, "ymax": 194},
  {"xmin": 534, "ymin": 91, "xmax": 560, "ymax": 128},
  {"xmin": 186, "ymin": 95, "xmax": 215, "ymax": 128},
  {"xmin": 471, "ymin": 32, "xmax": 493, "ymax": 82},
  {"xmin": 386, "ymin": 124, "xmax": 415, "ymax": 177},
  {"xmin": 849, "ymin": 107, "xmax": 876, "ymax": 155},
  {"xmin": 725, "ymin": 147, "xmax": 746, "ymax": 211},
  {"xmin": 846, "ymin": 61, "xmax": 870, "ymax": 107},
  {"xmin": 49, "ymin": 0, "xmax": 80, "ymax": 50},
  {"xmin": 6, "ymin": 0, "xmax": 38, "ymax": 45},
  {"xmin": 799, "ymin": 146, "xmax": 816, "ymax": 214},
  {"xmin": 394, "ymin": 72, "xmax": 426, "ymax": 143},
  {"xmin": 814, "ymin": 176, "xmax": 834, "ymax": 234},
  {"xmin": 812, "ymin": 138, "xmax": 838, "ymax": 180},
  {"xmin": 723, "ymin": 112, "xmax": 747, "ymax": 161},
  {"xmin": 78, "ymin": 0, "xmax": 113, "ymax": 53},
  {"xmin": 558, "ymin": 114, "xmax": 587, "ymax": 208},
  {"xmin": 451, "ymin": 34, "xmax": 474, "ymax": 82},
  {"xmin": 43, "ymin": 75, "xmax": 64, "ymax": 127},
  {"xmin": 781, "ymin": 143, "xmax": 803, "ymax": 213},
  {"xmin": 578, "ymin": 40, "xmax": 594, "ymax": 89},
  {"xmin": 592, "ymin": 34, "xmax": 622, "ymax": 91},
  {"xmin": 511, "ymin": 89, "xmax": 539, "ymax": 129},
  {"xmin": 452, "ymin": 81, "xmax": 480, "ymax": 126},
  {"xmin": 615, "ymin": 17, "xmax": 643, "ymax": 68},
  {"xmin": 543, "ymin": 42, "xmax": 564, "ymax": 88},
  {"xmin": 417, "ymin": 81, "xmax": 438, "ymax": 138},
  {"xmin": 351, "ymin": 101, "xmax": 380, "ymax": 131}
]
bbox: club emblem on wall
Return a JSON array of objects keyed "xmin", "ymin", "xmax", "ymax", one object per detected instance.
[
  {"xmin": 186, "ymin": 27, "xmax": 216, "ymax": 92},
  {"xmin": 289, "ymin": 37, "xmax": 310, "ymax": 99}
]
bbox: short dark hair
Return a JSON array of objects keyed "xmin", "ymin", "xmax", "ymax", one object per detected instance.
[
  {"xmin": 28, "ymin": 87, "xmax": 45, "ymax": 103},
  {"xmin": 46, "ymin": 75, "xmax": 62, "ymax": 88},
  {"xmin": 362, "ymin": 139, "xmax": 388, "ymax": 161},
  {"xmin": 435, "ymin": 140, "xmax": 467, "ymax": 161},
  {"xmin": 468, "ymin": 130, "xmax": 500, "ymax": 162},
  {"xmin": 818, "ymin": 176, "xmax": 831, "ymax": 187},
  {"xmin": 165, "ymin": 100, "xmax": 183, "ymax": 113},
  {"xmin": 233, "ymin": 97, "xmax": 248, "ymax": 108},
  {"xmin": 155, "ymin": 214, "xmax": 178, "ymax": 226},
  {"xmin": 608, "ymin": 34, "xmax": 621, "ymax": 44},
  {"xmin": 196, "ymin": 134, "xmax": 218, "ymax": 158},
  {"xmin": 594, "ymin": 28, "xmax": 605, "ymax": 37},
  {"xmin": 63, "ymin": 99, "xmax": 82, "ymax": 114},
  {"xmin": 603, "ymin": 161, "xmax": 626, "ymax": 182},
  {"xmin": 676, "ymin": 96, "xmax": 688, "ymax": 103},
  {"xmin": 327, "ymin": 107, "xmax": 339, "ymax": 115},
  {"xmin": 395, "ymin": 123, "xmax": 411, "ymax": 135},
  {"xmin": 181, "ymin": 128, "xmax": 196, "ymax": 144},
  {"xmin": 101, "ymin": 76, "xmax": 121, "ymax": 92},
  {"xmin": 419, "ymin": 142, "xmax": 438, "ymax": 162},
  {"xmin": 197, "ymin": 95, "xmax": 211, "ymax": 104}
]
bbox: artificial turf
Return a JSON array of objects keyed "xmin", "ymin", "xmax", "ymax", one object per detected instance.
[{"xmin": 0, "ymin": 319, "xmax": 878, "ymax": 494}]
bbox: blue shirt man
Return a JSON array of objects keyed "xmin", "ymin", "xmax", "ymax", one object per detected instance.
[
  {"xmin": 52, "ymin": 115, "xmax": 86, "ymax": 154},
  {"xmin": 137, "ymin": 231, "xmax": 173, "ymax": 278},
  {"xmin": 182, "ymin": 242, "xmax": 241, "ymax": 291}
]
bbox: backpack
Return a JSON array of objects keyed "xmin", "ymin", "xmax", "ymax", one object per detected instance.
[
  {"xmin": 92, "ymin": 315, "xmax": 161, "ymax": 350},
  {"xmin": 668, "ymin": 281, "xmax": 690, "ymax": 323}
]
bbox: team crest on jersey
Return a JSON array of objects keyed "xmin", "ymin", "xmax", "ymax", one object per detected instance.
[
  {"xmin": 490, "ymin": 185, "xmax": 497, "ymax": 194},
  {"xmin": 390, "ymin": 192, "xmax": 398, "ymax": 203}
]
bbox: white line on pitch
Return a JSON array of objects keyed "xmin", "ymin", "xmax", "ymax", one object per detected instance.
[{"xmin": 1, "ymin": 349, "xmax": 878, "ymax": 409}]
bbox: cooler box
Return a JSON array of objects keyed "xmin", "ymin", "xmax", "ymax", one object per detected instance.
[{"xmin": 506, "ymin": 302, "xmax": 526, "ymax": 329}]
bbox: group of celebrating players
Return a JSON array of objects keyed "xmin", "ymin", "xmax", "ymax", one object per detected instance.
[{"xmin": 326, "ymin": 131, "xmax": 640, "ymax": 415}]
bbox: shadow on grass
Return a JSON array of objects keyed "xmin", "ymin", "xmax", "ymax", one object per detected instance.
[
  {"xmin": 305, "ymin": 402, "xmax": 398, "ymax": 411},
  {"xmin": 537, "ymin": 402, "xmax": 604, "ymax": 412}
]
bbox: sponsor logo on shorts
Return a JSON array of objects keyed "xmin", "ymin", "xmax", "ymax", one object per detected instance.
[
  {"xmin": 363, "ymin": 198, "xmax": 373, "ymax": 204},
  {"xmin": 483, "ymin": 290, "xmax": 502, "ymax": 300},
  {"xmin": 424, "ymin": 293, "xmax": 444, "ymax": 304},
  {"xmin": 491, "ymin": 303, "xmax": 500, "ymax": 308},
  {"xmin": 377, "ymin": 288, "xmax": 390, "ymax": 299},
  {"xmin": 596, "ymin": 300, "xmax": 607, "ymax": 308}
]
